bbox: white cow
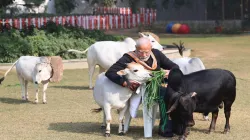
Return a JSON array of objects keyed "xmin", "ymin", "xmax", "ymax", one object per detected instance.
[
  {"xmin": 92, "ymin": 63, "xmax": 151, "ymax": 137},
  {"xmin": 0, "ymin": 56, "xmax": 56, "ymax": 104},
  {"xmin": 67, "ymin": 33, "xmax": 163, "ymax": 89}
]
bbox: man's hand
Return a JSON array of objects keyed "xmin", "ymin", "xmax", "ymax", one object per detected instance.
[
  {"xmin": 123, "ymin": 80, "xmax": 141, "ymax": 91},
  {"xmin": 164, "ymin": 70, "xmax": 170, "ymax": 78}
]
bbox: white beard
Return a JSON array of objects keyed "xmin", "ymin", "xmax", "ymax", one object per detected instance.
[{"xmin": 139, "ymin": 56, "xmax": 150, "ymax": 62}]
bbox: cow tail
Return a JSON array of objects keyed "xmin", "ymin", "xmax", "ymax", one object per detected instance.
[
  {"xmin": 0, "ymin": 59, "xmax": 19, "ymax": 84},
  {"xmin": 173, "ymin": 41, "xmax": 185, "ymax": 57},
  {"xmin": 226, "ymin": 70, "xmax": 236, "ymax": 86},
  {"xmin": 67, "ymin": 48, "xmax": 89, "ymax": 54},
  {"xmin": 91, "ymin": 108, "xmax": 103, "ymax": 113}
]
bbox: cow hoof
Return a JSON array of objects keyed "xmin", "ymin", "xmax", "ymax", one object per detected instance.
[
  {"xmin": 89, "ymin": 87, "xmax": 94, "ymax": 90},
  {"xmin": 105, "ymin": 133, "xmax": 110, "ymax": 137},
  {"xmin": 178, "ymin": 136, "xmax": 186, "ymax": 140},
  {"xmin": 118, "ymin": 132, "xmax": 125, "ymax": 136},
  {"xmin": 208, "ymin": 129, "xmax": 215, "ymax": 134},
  {"xmin": 223, "ymin": 130, "xmax": 230, "ymax": 134},
  {"xmin": 43, "ymin": 102, "xmax": 47, "ymax": 104},
  {"xmin": 185, "ymin": 131, "xmax": 190, "ymax": 136},
  {"xmin": 101, "ymin": 125, "xmax": 105, "ymax": 129}
]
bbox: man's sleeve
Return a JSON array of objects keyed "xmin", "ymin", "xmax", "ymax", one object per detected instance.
[
  {"xmin": 105, "ymin": 54, "xmax": 133, "ymax": 86},
  {"xmin": 156, "ymin": 49, "xmax": 179, "ymax": 70}
]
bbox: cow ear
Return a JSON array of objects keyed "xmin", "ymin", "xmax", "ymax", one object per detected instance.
[
  {"xmin": 117, "ymin": 68, "xmax": 129, "ymax": 76},
  {"xmin": 138, "ymin": 32, "xmax": 145, "ymax": 37},
  {"xmin": 168, "ymin": 68, "xmax": 183, "ymax": 90}
]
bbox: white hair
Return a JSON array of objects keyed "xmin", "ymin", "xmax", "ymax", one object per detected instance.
[{"xmin": 135, "ymin": 37, "xmax": 151, "ymax": 48}]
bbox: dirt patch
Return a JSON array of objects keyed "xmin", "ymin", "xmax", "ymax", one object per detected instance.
[
  {"xmin": 192, "ymin": 49, "xmax": 221, "ymax": 59},
  {"xmin": 0, "ymin": 70, "xmax": 5, "ymax": 75}
]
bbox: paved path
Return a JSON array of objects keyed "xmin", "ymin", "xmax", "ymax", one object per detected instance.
[{"xmin": 0, "ymin": 48, "xmax": 190, "ymax": 71}]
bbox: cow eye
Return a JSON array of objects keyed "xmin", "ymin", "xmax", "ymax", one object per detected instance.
[
  {"xmin": 146, "ymin": 34, "xmax": 149, "ymax": 36},
  {"xmin": 151, "ymin": 40, "xmax": 155, "ymax": 42},
  {"xmin": 39, "ymin": 70, "xmax": 41, "ymax": 73},
  {"xmin": 133, "ymin": 70, "xmax": 138, "ymax": 72}
]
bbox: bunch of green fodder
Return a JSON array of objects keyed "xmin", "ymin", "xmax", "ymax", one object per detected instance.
[{"xmin": 145, "ymin": 70, "xmax": 166, "ymax": 110}]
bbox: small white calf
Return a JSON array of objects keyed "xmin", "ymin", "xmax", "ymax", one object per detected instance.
[
  {"xmin": 171, "ymin": 57, "xmax": 205, "ymax": 74},
  {"xmin": 68, "ymin": 34, "xmax": 163, "ymax": 89},
  {"xmin": 92, "ymin": 63, "xmax": 151, "ymax": 137},
  {"xmin": 0, "ymin": 56, "xmax": 61, "ymax": 104},
  {"xmin": 170, "ymin": 41, "xmax": 205, "ymax": 75}
]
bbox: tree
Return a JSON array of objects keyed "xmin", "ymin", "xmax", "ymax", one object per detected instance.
[
  {"xmin": 23, "ymin": 0, "xmax": 45, "ymax": 6},
  {"xmin": 91, "ymin": 0, "xmax": 115, "ymax": 7},
  {"xmin": 55, "ymin": 0, "xmax": 76, "ymax": 14},
  {"xmin": 0, "ymin": 0, "xmax": 13, "ymax": 8}
]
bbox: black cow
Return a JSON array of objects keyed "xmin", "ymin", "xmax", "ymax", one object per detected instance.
[{"xmin": 165, "ymin": 68, "xmax": 236, "ymax": 140}]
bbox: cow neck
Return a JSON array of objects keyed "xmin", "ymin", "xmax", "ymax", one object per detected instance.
[
  {"xmin": 127, "ymin": 51, "xmax": 157, "ymax": 71},
  {"xmin": 46, "ymin": 57, "xmax": 54, "ymax": 80}
]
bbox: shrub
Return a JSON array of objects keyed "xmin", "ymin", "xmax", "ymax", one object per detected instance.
[{"xmin": 0, "ymin": 22, "xmax": 126, "ymax": 63}]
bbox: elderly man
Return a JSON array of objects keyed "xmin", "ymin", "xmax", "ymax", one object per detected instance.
[{"xmin": 105, "ymin": 37, "xmax": 179, "ymax": 137}]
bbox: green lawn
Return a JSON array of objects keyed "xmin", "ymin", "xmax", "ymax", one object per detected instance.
[{"xmin": 1, "ymin": 35, "xmax": 250, "ymax": 140}]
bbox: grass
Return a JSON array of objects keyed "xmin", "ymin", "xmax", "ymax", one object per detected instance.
[{"xmin": 1, "ymin": 35, "xmax": 250, "ymax": 140}]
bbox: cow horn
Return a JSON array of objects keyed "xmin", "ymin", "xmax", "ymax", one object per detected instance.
[
  {"xmin": 166, "ymin": 98, "xmax": 179, "ymax": 114},
  {"xmin": 191, "ymin": 92, "xmax": 197, "ymax": 97},
  {"xmin": 138, "ymin": 32, "xmax": 143, "ymax": 37}
]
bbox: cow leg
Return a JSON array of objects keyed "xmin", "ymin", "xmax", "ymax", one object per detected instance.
[
  {"xmin": 208, "ymin": 108, "xmax": 219, "ymax": 133},
  {"xmin": 104, "ymin": 104, "xmax": 112, "ymax": 137},
  {"xmin": 124, "ymin": 107, "xmax": 131, "ymax": 133},
  {"xmin": 101, "ymin": 108, "xmax": 106, "ymax": 129},
  {"xmin": 178, "ymin": 127, "xmax": 188, "ymax": 140},
  {"xmin": 17, "ymin": 76, "xmax": 26, "ymax": 100},
  {"xmin": 88, "ymin": 65, "xmax": 95, "ymax": 89},
  {"xmin": 24, "ymin": 80, "xmax": 29, "ymax": 101},
  {"xmin": 34, "ymin": 84, "xmax": 39, "ymax": 104},
  {"xmin": 223, "ymin": 100, "xmax": 234, "ymax": 133},
  {"xmin": 187, "ymin": 114, "xmax": 195, "ymax": 127},
  {"xmin": 42, "ymin": 82, "xmax": 49, "ymax": 104},
  {"xmin": 118, "ymin": 105, "xmax": 128, "ymax": 135}
]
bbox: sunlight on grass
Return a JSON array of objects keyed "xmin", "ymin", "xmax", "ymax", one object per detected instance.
[{"xmin": 1, "ymin": 35, "xmax": 250, "ymax": 139}]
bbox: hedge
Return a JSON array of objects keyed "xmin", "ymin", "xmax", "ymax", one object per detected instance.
[{"xmin": 0, "ymin": 21, "xmax": 126, "ymax": 63}]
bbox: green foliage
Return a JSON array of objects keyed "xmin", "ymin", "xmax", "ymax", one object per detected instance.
[
  {"xmin": 0, "ymin": 0, "xmax": 13, "ymax": 8},
  {"xmin": 91, "ymin": 0, "xmax": 114, "ymax": 7},
  {"xmin": 129, "ymin": 0, "xmax": 140, "ymax": 13},
  {"xmin": 0, "ymin": 22, "xmax": 126, "ymax": 63},
  {"xmin": 146, "ymin": 0, "xmax": 156, "ymax": 9},
  {"xmin": 23, "ymin": 0, "xmax": 45, "ymax": 6},
  {"xmin": 0, "ymin": 30, "xmax": 30, "ymax": 63},
  {"xmin": 102, "ymin": 0, "xmax": 114, "ymax": 7},
  {"xmin": 54, "ymin": 0, "xmax": 76, "ymax": 14},
  {"xmin": 145, "ymin": 70, "xmax": 166, "ymax": 110}
]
